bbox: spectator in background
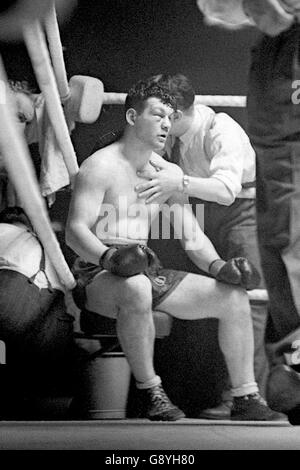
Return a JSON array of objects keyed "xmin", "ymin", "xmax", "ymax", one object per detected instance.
[
  {"xmin": 0, "ymin": 80, "xmax": 38, "ymax": 212},
  {"xmin": 0, "ymin": 206, "xmax": 75, "ymax": 418},
  {"xmin": 196, "ymin": 0, "xmax": 300, "ymax": 424}
]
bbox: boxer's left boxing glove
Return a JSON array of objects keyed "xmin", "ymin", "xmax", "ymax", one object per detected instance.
[
  {"xmin": 209, "ymin": 257, "xmax": 261, "ymax": 290},
  {"xmin": 99, "ymin": 244, "xmax": 150, "ymax": 277}
]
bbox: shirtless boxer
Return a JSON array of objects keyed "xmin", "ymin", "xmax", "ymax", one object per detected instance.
[{"xmin": 66, "ymin": 76, "xmax": 286, "ymax": 422}]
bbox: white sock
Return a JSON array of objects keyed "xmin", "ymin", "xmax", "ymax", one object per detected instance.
[
  {"xmin": 136, "ymin": 375, "xmax": 161, "ymax": 390},
  {"xmin": 231, "ymin": 382, "xmax": 259, "ymax": 397}
]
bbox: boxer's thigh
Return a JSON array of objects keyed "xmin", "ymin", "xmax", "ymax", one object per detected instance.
[
  {"xmin": 156, "ymin": 272, "xmax": 247, "ymax": 320},
  {"xmin": 85, "ymin": 271, "xmax": 152, "ymax": 319}
]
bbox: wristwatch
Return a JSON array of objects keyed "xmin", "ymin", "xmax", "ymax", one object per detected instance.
[{"xmin": 182, "ymin": 174, "xmax": 190, "ymax": 193}]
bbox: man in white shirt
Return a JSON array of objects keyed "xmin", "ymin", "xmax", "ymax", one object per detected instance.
[
  {"xmin": 135, "ymin": 73, "xmax": 266, "ymax": 419},
  {"xmin": 196, "ymin": 0, "xmax": 300, "ymax": 427},
  {"xmin": 197, "ymin": 0, "xmax": 300, "ymax": 35}
]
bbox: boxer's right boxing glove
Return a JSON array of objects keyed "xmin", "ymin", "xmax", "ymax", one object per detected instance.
[{"xmin": 99, "ymin": 244, "xmax": 150, "ymax": 277}]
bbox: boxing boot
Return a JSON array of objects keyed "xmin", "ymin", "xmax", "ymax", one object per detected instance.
[
  {"xmin": 137, "ymin": 383, "xmax": 185, "ymax": 421},
  {"xmin": 198, "ymin": 400, "xmax": 232, "ymax": 420},
  {"xmin": 231, "ymin": 392, "xmax": 288, "ymax": 421}
]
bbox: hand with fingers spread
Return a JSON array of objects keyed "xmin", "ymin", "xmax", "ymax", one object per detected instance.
[{"xmin": 135, "ymin": 159, "xmax": 184, "ymax": 203}]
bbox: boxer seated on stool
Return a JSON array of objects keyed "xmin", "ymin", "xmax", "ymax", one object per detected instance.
[{"xmin": 66, "ymin": 75, "xmax": 286, "ymax": 422}]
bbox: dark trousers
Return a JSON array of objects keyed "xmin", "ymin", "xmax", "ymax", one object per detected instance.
[
  {"xmin": 190, "ymin": 197, "xmax": 268, "ymax": 394},
  {"xmin": 0, "ymin": 270, "xmax": 76, "ymax": 409},
  {"xmin": 248, "ymin": 24, "xmax": 300, "ymax": 343},
  {"xmin": 190, "ymin": 197, "xmax": 264, "ymax": 285},
  {"xmin": 0, "ymin": 270, "xmax": 74, "ymax": 359}
]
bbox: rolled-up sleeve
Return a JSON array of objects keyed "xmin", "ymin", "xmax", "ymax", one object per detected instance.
[
  {"xmin": 196, "ymin": 0, "xmax": 254, "ymax": 28},
  {"xmin": 204, "ymin": 113, "xmax": 252, "ymax": 200},
  {"xmin": 197, "ymin": 0, "xmax": 300, "ymax": 35}
]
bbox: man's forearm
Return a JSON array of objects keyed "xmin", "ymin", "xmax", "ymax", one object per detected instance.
[
  {"xmin": 185, "ymin": 176, "xmax": 235, "ymax": 205},
  {"xmin": 65, "ymin": 223, "xmax": 108, "ymax": 265},
  {"xmin": 196, "ymin": 0, "xmax": 253, "ymax": 28},
  {"xmin": 171, "ymin": 194, "xmax": 223, "ymax": 272},
  {"xmin": 197, "ymin": 0, "xmax": 297, "ymax": 36},
  {"xmin": 181, "ymin": 233, "xmax": 221, "ymax": 273}
]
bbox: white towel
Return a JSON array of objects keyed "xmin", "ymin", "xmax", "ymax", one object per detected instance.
[{"xmin": 25, "ymin": 95, "xmax": 75, "ymax": 206}]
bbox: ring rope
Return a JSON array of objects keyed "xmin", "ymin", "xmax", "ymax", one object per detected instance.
[
  {"xmin": 194, "ymin": 95, "xmax": 246, "ymax": 108},
  {"xmin": 40, "ymin": 4, "xmax": 247, "ymax": 111},
  {"xmin": 44, "ymin": 0, "xmax": 71, "ymax": 103},
  {"xmin": 0, "ymin": 2, "xmax": 247, "ymax": 292},
  {"xmin": 22, "ymin": 18, "xmax": 79, "ymax": 181},
  {"xmin": 102, "ymin": 92, "xmax": 246, "ymax": 108}
]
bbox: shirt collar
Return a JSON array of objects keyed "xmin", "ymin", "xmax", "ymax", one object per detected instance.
[{"xmin": 177, "ymin": 112, "xmax": 201, "ymax": 148}]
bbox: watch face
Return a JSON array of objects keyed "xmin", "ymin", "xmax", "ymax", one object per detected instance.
[{"xmin": 182, "ymin": 175, "xmax": 190, "ymax": 193}]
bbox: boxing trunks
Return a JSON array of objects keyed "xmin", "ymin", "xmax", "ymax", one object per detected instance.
[{"xmin": 72, "ymin": 243, "xmax": 187, "ymax": 310}]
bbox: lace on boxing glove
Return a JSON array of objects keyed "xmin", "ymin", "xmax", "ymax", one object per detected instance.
[{"xmin": 99, "ymin": 247, "xmax": 118, "ymax": 270}]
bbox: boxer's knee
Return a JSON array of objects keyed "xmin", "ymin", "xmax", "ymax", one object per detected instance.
[
  {"xmin": 118, "ymin": 274, "xmax": 152, "ymax": 312},
  {"xmin": 227, "ymin": 286, "xmax": 251, "ymax": 322}
]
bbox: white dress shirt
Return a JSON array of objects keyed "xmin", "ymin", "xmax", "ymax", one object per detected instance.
[
  {"xmin": 166, "ymin": 105, "xmax": 256, "ymax": 200},
  {"xmin": 0, "ymin": 223, "xmax": 64, "ymax": 291}
]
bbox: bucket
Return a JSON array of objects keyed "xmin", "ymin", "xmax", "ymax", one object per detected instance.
[{"xmin": 83, "ymin": 352, "xmax": 131, "ymax": 419}]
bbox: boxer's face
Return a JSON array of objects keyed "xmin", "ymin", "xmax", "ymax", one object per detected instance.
[{"xmin": 129, "ymin": 97, "xmax": 174, "ymax": 151}]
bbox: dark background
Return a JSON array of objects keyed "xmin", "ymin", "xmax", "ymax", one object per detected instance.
[
  {"xmin": 2, "ymin": 0, "xmax": 260, "ymax": 163},
  {"xmin": 1, "ymin": 0, "xmax": 261, "ymax": 416}
]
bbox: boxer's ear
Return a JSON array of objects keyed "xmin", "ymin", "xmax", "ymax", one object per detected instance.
[{"xmin": 126, "ymin": 107, "xmax": 137, "ymax": 126}]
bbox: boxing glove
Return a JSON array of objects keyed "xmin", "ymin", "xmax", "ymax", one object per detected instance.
[
  {"xmin": 99, "ymin": 244, "xmax": 152, "ymax": 277},
  {"xmin": 209, "ymin": 257, "xmax": 261, "ymax": 290}
]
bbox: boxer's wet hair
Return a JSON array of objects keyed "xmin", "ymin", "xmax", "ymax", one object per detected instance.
[
  {"xmin": 125, "ymin": 76, "xmax": 177, "ymax": 114},
  {"xmin": 151, "ymin": 74, "xmax": 195, "ymax": 111},
  {"xmin": 0, "ymin": 206, "xmax": 32, "ymax": 229}
]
